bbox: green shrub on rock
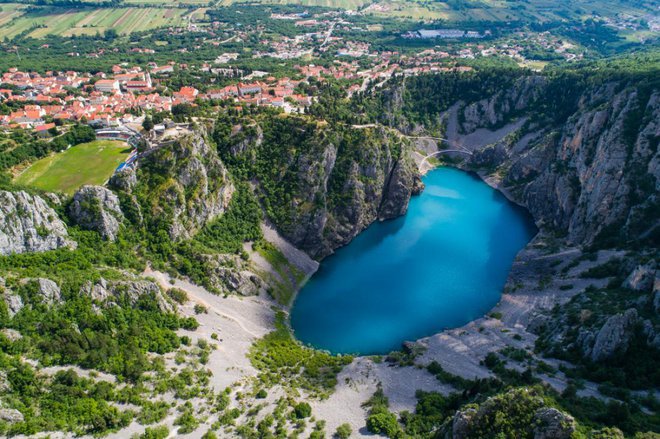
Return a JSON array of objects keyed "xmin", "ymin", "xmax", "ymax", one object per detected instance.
[
  {"xmin": 294, "ymin": 402, "xmax": 312, "ymax": 419},
  {"xmin": 335, "ymin": 423, "xmax": 352, "ymax": 439},
  {"xmin": 366, "ymin": 412, "xmax": 400, "ymax": 437}
]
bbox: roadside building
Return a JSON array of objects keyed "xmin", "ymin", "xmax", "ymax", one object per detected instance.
[
  {"xmin": 95, "ymin": 79, "xmax": 120, "ymax": 93},
  {"xmin": 238, "ymin": 83, "xmax": 262, "ymax": 96},
  {"xmin": 35, "ymin": 123, "xmax": 56, "ymax": 137}
]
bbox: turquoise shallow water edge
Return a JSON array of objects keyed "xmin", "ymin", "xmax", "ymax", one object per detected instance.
[{"xmin": 290, "ymin": 167, "xmax": 538, "ymax": 355}]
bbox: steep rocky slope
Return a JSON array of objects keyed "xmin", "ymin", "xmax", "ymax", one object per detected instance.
[
  {"xmin": 381, "ymin": 71, "xmax": 659, "ymax": 249},
  {"xmin": 497, "ymin": 86, "xmax": 659, "ymax": 248},
  {"xmin": 112, "ymin": 127, "xmax": 234, "ymax": 241},
  {"xmin": 68, "ymin": 185, "xmax": 124, "ymax": 241},
  {"xmin": 0, "ymin": 191, "xmax": 76, "ymax": 255},
  {"xmin": 215, "ymin": 114, "xmax": 420, "ymax": 258}
]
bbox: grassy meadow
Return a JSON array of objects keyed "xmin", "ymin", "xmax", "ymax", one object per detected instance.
[{"xmin": 14, "ymin": 140, "xmax": 131, "ymax": 195}]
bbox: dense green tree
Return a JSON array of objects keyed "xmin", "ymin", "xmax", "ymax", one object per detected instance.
[
  {"xmin": 294, "ymin": 402, "xmax": 312, "ymax": 419},
  {"xmin": 142, "ymin": 116, "xmax": 154, "ymax": 132}
]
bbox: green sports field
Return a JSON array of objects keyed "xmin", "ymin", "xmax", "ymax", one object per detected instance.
[{"xmin": 14, "ymin": 140, "xmax": 131, "ymax": 195}]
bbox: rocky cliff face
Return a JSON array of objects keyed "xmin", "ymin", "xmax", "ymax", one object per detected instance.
[
  {"xmin": 118, "ymin": 128, "xmax": 234, "ymax": 241},
  {"xmin": 386, "ymin": 72, "xmax": 658, "ymax": 249},
  {"xmin": 502, "ymin": 88, "xmax": 658, "ymax": 247},
  {"xmin": 217, "ymin": 117, "xmax": 419, "ymax": 259},
  {"xmin": 458, "ymin": 75, "xmax": 547, "ymax": 134},
  {"xmin": 586, "ymin": 308, "xmax": 640, "ymax": 362},
  {"xmin": 471, "ymin": 78, "xmax": 660, "ymax": 374},
  {"xmin": 68, "ymin": 185, "xmax": 124, "ymax": 241},
  {"xmin": 456, "ymin": 80, "xmax": 659, "ymax": 248},
  {"xmin": 291, "ymin": 131, "xmax": 418, "ymax": 258},
  {"xmin": 0, "ymin": 191, "xmax": 76, "ymax": 256},
  {"xmin": 1, "ymin": 277, "xmax": 22, "ymax": 317}
]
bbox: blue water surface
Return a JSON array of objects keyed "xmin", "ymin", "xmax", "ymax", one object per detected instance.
[{"xmin": 290, "ymin": 167, "xmax": 537, "ymax": 355}]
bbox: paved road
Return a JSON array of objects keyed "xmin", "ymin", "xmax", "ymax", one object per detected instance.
[{"xmin": 320, "ymin": 21, "xmax": 336, "ymax": 48}]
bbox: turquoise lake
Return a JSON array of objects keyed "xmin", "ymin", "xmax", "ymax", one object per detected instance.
[{"xmin": 290, "ymin": 167, "xmax": 537, "ymax": 355}]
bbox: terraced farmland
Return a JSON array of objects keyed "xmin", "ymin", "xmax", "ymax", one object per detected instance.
[{"xmin": 0, "ymin": 4, "xmax": 198, "ymax": 38}]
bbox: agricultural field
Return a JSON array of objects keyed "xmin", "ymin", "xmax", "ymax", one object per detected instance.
[
  {"xmin": 1, "ymin": 0, "xmax": 655, "ymax": 37},
  {"xmin": 218, "ymin": 0, "xmax": 371, "ymax": 9},
  {"xmin": 0, "ymin": 2, "xmax": 25, "ymax": 28},
  {"xmin": 362, "ymin": 0, "xmax": 658, "ymax": 23},
  {"xmin": 14, "ymin": 140, "xmax": 131, "ymax": 195},
  {"xmin": 0, "ymin": 4, "xmax": 198, "ymax": 38},
  {"xmin": 123, "ymin": 0, "xmax": 210, "ymax": 4}
]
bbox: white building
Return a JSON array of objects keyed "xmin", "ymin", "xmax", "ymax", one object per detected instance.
[{"xmin": 95, "ymin": 79, "xmax": 120, "ymax": 93}]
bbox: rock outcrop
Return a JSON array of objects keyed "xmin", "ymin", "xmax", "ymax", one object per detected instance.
[
  {"xmin": 379, "ymin": 156, "xmax": 419, "ymax": 219},
  {"xmin": 80, "ymin": 278, "xmax": 173, "ymax": 313},
  {"xmin": 0, "ymin": 278, "xmax": 23, "ymax": 318},
  {"xmin": 0, "ymin": 406, "xmax": 23, "ymax": 424},
  {"xmin": 68, "ymin": 186, "xmax": 124, "ymax": 241},
  {"xmin": 2, "ymin": 278, "xmax": 61, "ymax": 313},
  {"xmin": 442, "ymin": 387, "xmax": 575, "ymax": 439},
  {"xmin": 450, "ymin": 407, "xmax": 477, "ymax": 438},
  {"xmin": 201, "ymin": 254, "xmax": 266, "ymax": 296},
  {"xmin": 34, "ymin": 278, "xmax": 61, "ymax": 305},
  {"xmin": 623, "ymin": 264, "xmax": 656, "ymax": 292},
  {"xmin": 81, "ymin": 277, "xmax": 112, "ymax": 302},
  {"xmin": 0, "ymin": 191, "xmax": 76, "ymax": 255},
  {"xmin": 0, "ymin": 371, "xmax": 8, "ymax": 393},
  {"xmin": 123, "ymin": 129, "xmax": 234, "ymax": 241},
  {"xmin": 588, "ymin": 308, "xmax": 640, "ymax": 361},
  {"xmin": 1, "ymin": 328, "xmax": 22, "ymax": 342},
  {"xmin": 109, "ymin": 167, "xmax": 137, "ymax": 192},
  {"xmin": 532, "ymin": 408, "xmax": 576, "ymax": 439},
  {"xmin": 1, "ymin": 294, "xmax": 23, "ymax": 317}
]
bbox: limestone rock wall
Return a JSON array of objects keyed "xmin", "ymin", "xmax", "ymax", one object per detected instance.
[
  {"xmin": 120, "ymin": 128, "xmax": 235, "ymax": 241},
  {"xmin": 218, "ymin": 120, "xmax": 419, "ymax": 259},
  {"xmin": 0, "ymin": 191, "xmax": 76, "ymax": 256},
  {"xmin": 69, "ymin": 185, "xmax": 124, "ymax": 241}
]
